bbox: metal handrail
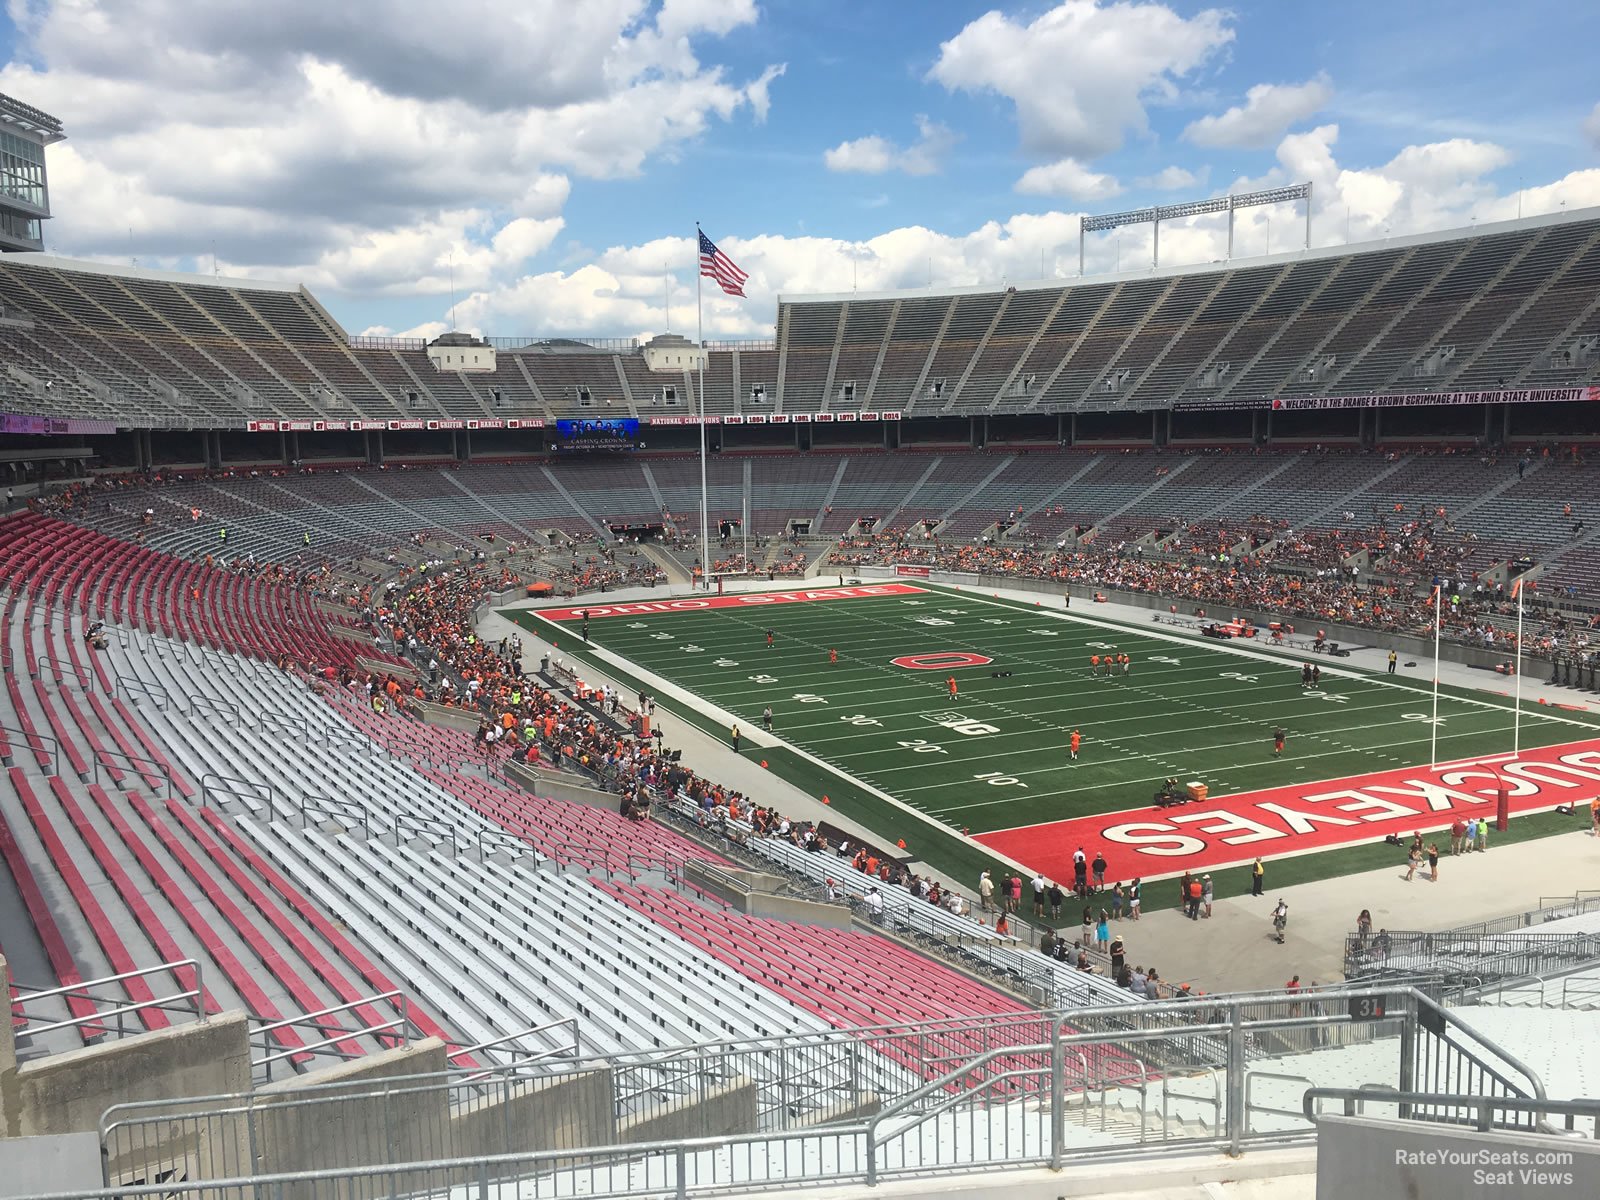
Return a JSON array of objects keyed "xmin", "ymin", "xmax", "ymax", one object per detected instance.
[
  {"xmin": 253, "ymin": 707, "xmax": 313, "ymax": 741},
  {"xmin": 253, "ymin": 1019, "xmax": 409, "ymax": 1077},
  {"xmin": 186, "ymin": 693, "xmax": 240, "ymax": 723},
  {"xmin": 866, "ymin": 1043, "xmax": 1045, "ymax": 1132},
  {"xmin": 13, "ymin": 959, "xmax": 205, "ymax": 1036},
  {"xmin": 91, "ymin": 745, "xmax": 173, "ymax": 799},
  {"xmin": 249, "ymin": 990, "xmax": 411, "ymax": 1077},
  {"xmin": 1162, "ymin": 1066, "xmax": 1222, "ymax": 1137},
  {"xmin": 0, "ymin": 720, "xmax": 59, "ymax": 773},
  {"xmin": 389, "ymin": 811, "xmax": 468, "ymax": 854},
  {"xmin": 112, "ymin": 673, "xmax": 170, "ymax": 710},
  {"xmin": 299, "ymin": 793, "xmax": 370, "ymax": 833},
  {"xmin": 35, "ymin": 652, "xmax": 92, "ymax": 689},
  {"xmin": 451, "ymin": 1017, "xmax": 583, "ymax": 1079},
  {"xmin": 1412, "ymin": 988, "xmax": 1548, "ymax": 1102},
  {"xmin": 1304, "ymin": 1086, "xmax": 1600, "ymax": 1136},
  {"xmin": 1244, "ymin": 1070, "xmax": 1318, "ymax": 1126},
  {"xmin": 198, "ymin": 771, "xmax": 278, "ymax": 816}
]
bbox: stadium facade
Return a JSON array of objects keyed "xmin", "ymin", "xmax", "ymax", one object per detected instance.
[
  {"xmin": 0, "ymin": 205, "xmax": 1595, "ymax": 468},
  {"xmin": 0, "ymin": 92, "xmax": 64, "ymax": 254}
]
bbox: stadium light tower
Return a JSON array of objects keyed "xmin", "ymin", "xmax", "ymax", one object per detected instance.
[
  {"xmin": 0, "ymin": 92, "xmax": 66, "ymax": 253},
  {"xmin": 1079, "ymin": 183, "xmax": 1312, "ymax": 274}
]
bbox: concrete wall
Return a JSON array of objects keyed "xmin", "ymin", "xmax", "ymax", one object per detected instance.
[
  {"xmin": 362, "ymin": 654, "xmax": 418, "ymax": 681},
  {"xmin": 503, "ymin": 758, "xmax": 619, "ymax": 812},
  {"xmin": 791, "ymin": 1092, "xmax": 884, "ymax": 1127},
  {"xmin": 1317, "ymin": 1114, "xmax": 1598, "ymax": 1199},
  {"xmin": 745, "ymin": 892, "xmax": 855, "ymax": 929},
  {"xmin": 253, "ymin": 1039, "xmax": 448, "ymax": 1192},
  {"xmin": 683, "ymin": 860, "xmax": 783, "ymax": 905},
  {"xmin": 681, "ymin": 862, "xmax": 853, "ymax": 927},
  {"xmin": 416, "ymin": 699, "xmax": 480, "ymax": 733},
  {"xmin": 617, "ymin": 1075, "xmax": 759, "ymax": 1145},
  {"xmin": 3, "ymin": 1008, "xmax": 253, "ymax": 1189},
  {"xmin": 5, "ymin": 1010, "xmax": 252, "ymax": 1140},
  {"xmin": 0, "ymin": 1133, "xmax": 103, "ymax": 1197},
  {"xmin": 448, "ymin": 1067, "xmax": 614, "ymax": 1161}
]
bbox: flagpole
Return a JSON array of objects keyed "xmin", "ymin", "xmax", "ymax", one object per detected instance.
[
  {"xmin": 696, "ymin": 224, "xmax": 710, "ymax": 590},
  {"xmin": 1513, "ymin": 580, "xmax": 1524, "ymax": 755},
  {"xmin": 1430, "ymin": 584, "xmax": 1442, "ymax": 768}
]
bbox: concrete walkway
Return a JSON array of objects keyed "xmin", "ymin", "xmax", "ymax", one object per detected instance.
[{"xmin": 1092, "ymin": 822, "xmax": 1599, "ymax": 995}]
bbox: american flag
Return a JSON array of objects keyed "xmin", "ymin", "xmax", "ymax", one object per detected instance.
[{"xmin": 698, "ymin": 230, "xmax": 748, "ymax": 298}]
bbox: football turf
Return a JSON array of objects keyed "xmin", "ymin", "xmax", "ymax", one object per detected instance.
[{"xmin": 503, "ymin": 583, "xmax": 1600, "ymax": 897}]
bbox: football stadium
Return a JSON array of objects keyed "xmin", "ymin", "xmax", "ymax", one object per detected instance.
[{"xmin": 2, "ymin": 8, "xmax": 1600, "ymax": 1197}]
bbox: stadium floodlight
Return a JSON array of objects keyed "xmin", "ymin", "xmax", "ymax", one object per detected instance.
[{"xmin": 1079, "ymin": 182, "xmax": 1312, "ymax": 274}]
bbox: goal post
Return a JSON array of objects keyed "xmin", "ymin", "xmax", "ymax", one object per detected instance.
[{"xmin": 702, "ymin": 568, "xmax": 752, "ymax": 595}]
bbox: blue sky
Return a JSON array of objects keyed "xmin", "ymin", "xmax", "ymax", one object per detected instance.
[{"xmin": 2, "ymin": 1, "xmax": 1597, "ymax": 340}]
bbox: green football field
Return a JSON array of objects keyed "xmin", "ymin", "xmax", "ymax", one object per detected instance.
[{"xmin": 504, "ymin": 582, "xmax": 1600, "ymax": 895}]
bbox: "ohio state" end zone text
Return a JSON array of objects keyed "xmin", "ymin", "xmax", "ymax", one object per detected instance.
[{"xmin": 535, "ymin": 583, "xmax": 928, "ymax": 621}]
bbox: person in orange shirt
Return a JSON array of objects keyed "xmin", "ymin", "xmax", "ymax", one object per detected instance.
[
  {"xmin": 947, "ymin": 676, "xmax": 958, "ymax": 697},
  {"xmin": 1069, "ymin": 728, "xmax": 1082, "ymax": 761},
  {"xmin": 1090, "ymin": 654, "xmax": 1100, "ymax": 674},
  {"xmin": 829, "ymin": 648, "xmax": 838, "ymax": 664}
]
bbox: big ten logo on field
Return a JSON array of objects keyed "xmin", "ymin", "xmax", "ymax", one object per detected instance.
[
  {"xmin": 921, "ymin": 711, "xmax": 1000, "ymax": 736},
  {"xmin": 891, "ymin": 651, "xmax": 993, "ymax": 671}
]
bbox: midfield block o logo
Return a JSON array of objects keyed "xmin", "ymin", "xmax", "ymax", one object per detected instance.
[{"xmin": 890, "ymin": 651, "xmax": 994, "ymax": 670}]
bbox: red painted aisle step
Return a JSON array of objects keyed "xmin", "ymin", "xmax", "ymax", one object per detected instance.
[
  {"xmin": 0, "ymin": 772, "xmax": 103, "ymax": 1041},
  {"xmin": 12, "ymin": 771, "xmax": 171, "ymax": 1030},
  {"xmin": 83, "ymin": 784, "xmax": 310, "ymax": 1063}
]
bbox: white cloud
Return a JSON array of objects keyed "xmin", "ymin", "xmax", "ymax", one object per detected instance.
[
  {"xmin": 823, "ymin": 137, "xmax": 895, "ymax": 174},
  {"xmin": 743, "ymin": 63, "xmax": 786, "ymax": 124},
  {"xmin": 446, "ymin": 129, "xmax": 1600, "ymax": 340},
  {"xmin": 1015, "ymin": 158, "xmax": 1123, "ymax": 201},
  {"xmin": 453, "ymin": 212, "xmax": 1094, "ymax": 341},
  {"xmin": 4, "ymin": 0, "xmax": 781, "ymax": 295},
  {"xmin": 929, "ymin": 0, "xmax": 1233, "ymax": 159},
  {"xmin": 824, "ymin": 116, "xmax": 958, "ymax": 176},
  {"xmin": 360, "ymin": 319, "xmax": 452, "ymax": 340},
  {"xmin": 1138, "ymin": 165, "xmax": 1201, "ymax": 190},
  {"xmin": 1184, "ymin": 74, "xmax": 1334, "ymax": 149}
]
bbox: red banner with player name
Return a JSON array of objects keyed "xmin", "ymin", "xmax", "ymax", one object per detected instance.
[
  {"xmin": 976, "ymin": 740, "xmax": 1600, "ymax": 884},
  {"xmin": 532, "ymin": 583, "xmax": 928, "ymax": 622}
]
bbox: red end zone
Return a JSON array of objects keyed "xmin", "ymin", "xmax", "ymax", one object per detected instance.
[
  {"xmin": 974, "ymin": 739, "xmax": 1600, "ymax": 885},
  {"xmin": 535, "ymin": 583, "xmax": 928, "ymax": 621}
]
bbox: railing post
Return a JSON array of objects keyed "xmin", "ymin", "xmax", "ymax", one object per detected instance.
[
  {"xmin": 676, "ymin": 1143, "xmax": 688, "ymax": 1200},
  {"xmin": 1398, "ymin": 1001, "xmax": 1416, "ymax": 1120},
  {"xmin": 1226, "ymin": 1001, "xmax": 1247, "ymax": 1156},
  {"xmin": 1049, "ymin": 1017, "xmax": 1065, "ymax": 1169}
]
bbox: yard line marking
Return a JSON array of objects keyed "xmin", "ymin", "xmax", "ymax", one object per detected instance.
[{"xmin": 909, "ymin": 581, "xmax": 1600, "ymax": 732}]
